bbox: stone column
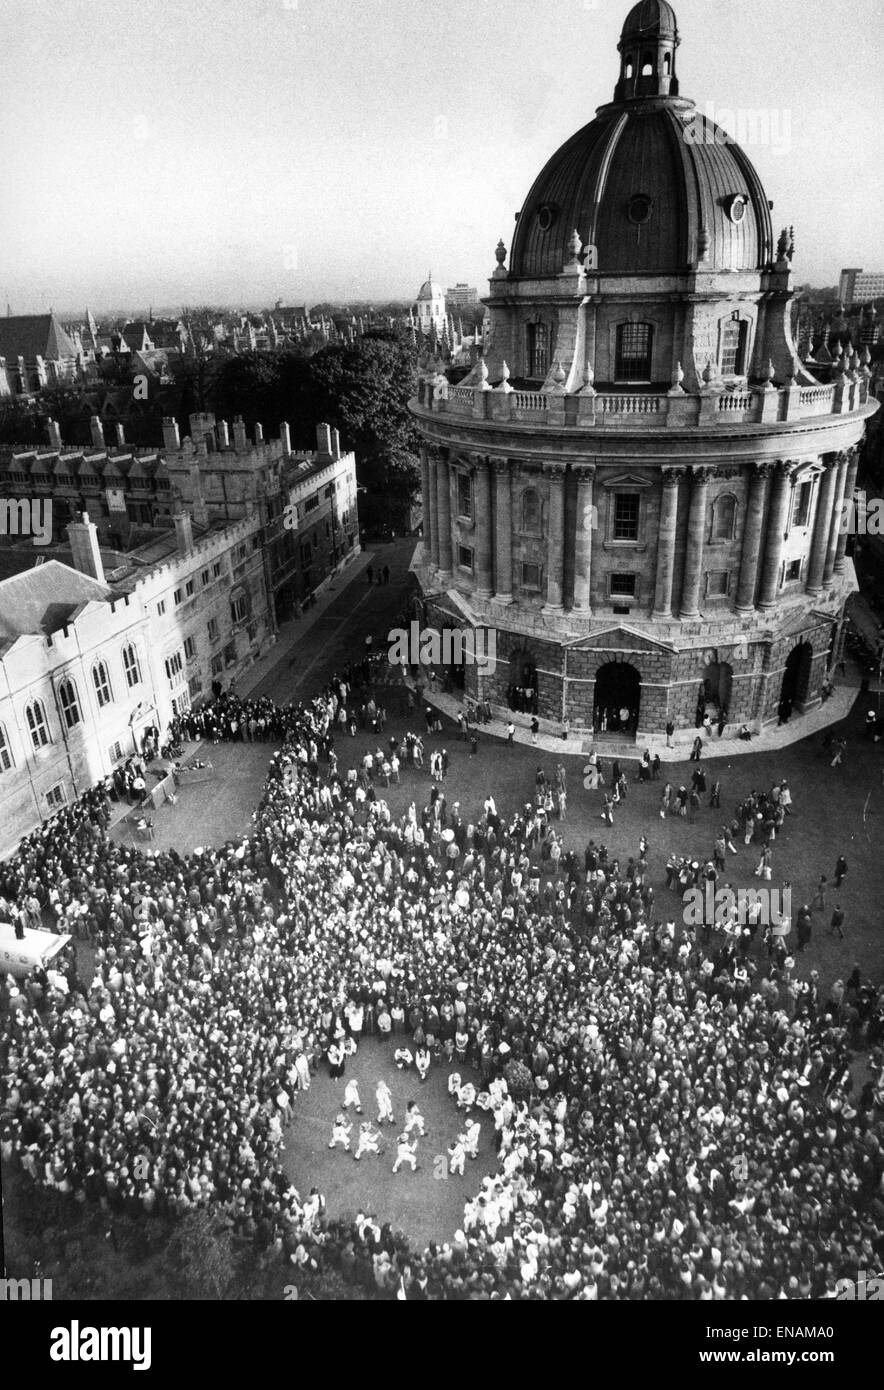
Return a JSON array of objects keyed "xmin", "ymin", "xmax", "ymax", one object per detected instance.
[
  {"xmin": 572, "ymin": 465, "xmax": 596, "ymax": 613},
  {"xmin": 834, "ymin": 447, "xmax": 860, "ymax": 573},
  {"xmin": 420, "ymin": 446, "xmax": 434, "ymax": 568},
  {"xmin": 735, "ymin": 463, "xmax": 772, "ymax": 613},
  {"xmin": 492, "ymin": 457, "xmax": 513, "ymax": 603},
  {"xmin": 805, "ymin": 456, "xmax": 837, "ymax": 596},
  {"xmin": 543, "ymin": 462, "xmax": 567, "ymax": 613},
  {"xmin": 823, "ymin": 452, "xmax": 849, "ymax": 585},
  {"xmin": 678, "ymin": 467, "xmax": 712, "ymax": 620},
  {"xmin": 652, "ymin": 468, "xmax": 682, "ymax": 617},
  {"xmin": 472, "ymin": 454, "xmax": 493, "ymax": 596},
  {"xmin": 757, "ymin": 461, "xmax": 795, "ymax": 609},
  {"xmin": 435, "ymin": 449, "xmax": 452, "ymax": 582}
]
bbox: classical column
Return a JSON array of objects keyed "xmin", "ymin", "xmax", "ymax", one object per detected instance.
[
  {"xmin": 572, "ymin": 465, "xmax": 596, "ymax": 613},
  {"xmin": 805, "ymin": 456, "xmax": 837, "ymax": 596},
  {"xmin": 492, "ymin": 457, "xmax": 513, "ymax": 603},
  {"xmin": 678, "ymin": 467, "xmax": 712, "ymax": 620},
  {"xmin": 823, "ymin": 451, "xmax": 849, "ymax": 585},
  {"xmin": 735, "ymin": 463, "xmax": 772, "ymax": 613},
  {"xmin": 435, "ymin": 449, "xmax": 452, "ymax": 582},
  {"xmin": 757, "ymin": 461, "xmax": 795, "ymax": 609},
  {"xmin": 652, "ymin": 468, "xmax": 682, "ymax": 617},
  {"xmin": 543, "ymin": 462, "xmax": 567, "ymax": 613},
  {"xmin": 420, "ymin": 446, "xmax": 434, "ymax": 568},
  {"xmin": 472, "ymin": 454, "xmax": 493, "ymax": 597},
  {"xmin": 834, "ymin": 447, "xmax": 860, "ymax": 573}
]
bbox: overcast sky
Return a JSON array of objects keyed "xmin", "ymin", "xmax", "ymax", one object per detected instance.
[{"xmin": 2, "ymin": 0, "xmax": 881, "ymax": 313}]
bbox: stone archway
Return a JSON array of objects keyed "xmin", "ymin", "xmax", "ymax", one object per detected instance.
[
  {"xmin": 593, "ymin": 661, "xmax": 641, "ymax": 735},
  {"xmin": 702, "ymin": 661, "xmax": 733, "ymax": 714},
  {"xmin": 508, "ymin": 647, "xmax": 538, "ymax": 713},
  {"xmin": 779, "ymin": 641, "xmax": 813, "ymax": 720}
]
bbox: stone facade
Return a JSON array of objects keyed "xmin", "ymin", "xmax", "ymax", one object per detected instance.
[{"xmin": 410, "ymin": 3, "xmax": 878, "ymax": 739}]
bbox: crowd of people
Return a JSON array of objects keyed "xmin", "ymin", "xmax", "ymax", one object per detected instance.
[{"xmin": 1, "ymin": 675, "xmax": 883, "ymax": 1300}]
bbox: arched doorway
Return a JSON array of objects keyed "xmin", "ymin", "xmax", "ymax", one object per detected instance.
[
  {"xmin": 779, "ymin": 642, "xmax": 812, "ymax": 721},
  {"xmin": 702, "ymin": 661, "xmax": 733, "ymax": 715},
  {"xmin": 508, "ymin": 647, "xmax": 538, "ymax": 713},
  {"xmin": 594, "ymin": 661, "xmax": 641, "ymax": 734}
]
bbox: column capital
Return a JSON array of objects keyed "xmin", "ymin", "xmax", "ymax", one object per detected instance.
[
  {"xmin": 689, "ymin": 466, "xmax": 715, "ymax": 485},
  {"xmin": 778, "ymin": 459, "xmax": 800, "ymax": 477},
  {"xmin": 573, "ymin": 464, "xmax": 597, "ymax": 484},
  {"xmin": 490, "ymin": 455, "xmax": 510, "ymax": 475},
  {"xmin": 752, "ymin": 461, "xmax": 776, "ymax": 479},
  {"xmin": 542, "ymin": 461, "xmax": 568, "ymax": 480},
  {"xmin": 661, "ymin": 466, "xmax": 686, "ymax": 486},
  {"xmin": 468, "ymin": 451, "xmax": 489, "ymax": 471},
  {"xmin": 426, "ymin": 443, "xmax": 446, "ymax": 465}
]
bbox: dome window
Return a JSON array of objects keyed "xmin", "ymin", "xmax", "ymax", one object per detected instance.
[
  {"xmin": 627, "ymin": 194, "xmax": 654, "ymax": 225},
  {"xmin": 536, "ymin": 203, "xmax": 557, "ymax": 233},
  {"xmin": 725, "ymin": 194, "xmax": 749, "ymax": 225}
]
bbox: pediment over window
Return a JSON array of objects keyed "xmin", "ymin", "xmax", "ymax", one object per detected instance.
[
  {"xmin": 597, "ymin": 472, "xmax": 654, "ymax": 490},
  {"xmin": 564, "ymin": 625, "xmax": 677, "ymax": 654}
]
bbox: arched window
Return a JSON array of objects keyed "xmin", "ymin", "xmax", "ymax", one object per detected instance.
[
  {"xmin": 663, "ymin": 52, "xmax": 671, "ymax": 74},
  {"xmin": 527, "ymin": 322, "xmax": 549, "ymax": 378},
  {"xmin": 58, "ymin": 678, "xmax": 82, "ymax": 730},
  {"xmin": 641, "ymin": 51, "xmax": 654, "ymax": 75},
  {"xmin": 625, "ymin": 60, "xmax": 634, "ymax": 78},
  {"xmin": 711, "ymin": 494, "xmax": 737, "ymax": 541},
  {"xmin": 615, "ymin": 322, "xmax": 653, "ymax": 381},
  {"xmin": 26, "ymin": 700, "xmax": 50, "ymax": 750},
  {"xmin": 122, "ymin": 643, "xmax": 141, "ymax": 689},
  {"xmin": 0, "ymin": 722, "xmax": 13, "ymax": 772},
  {"xmin": 93, "ymin": 660, "xmax": 113, "ymax": 708},
  {"xmin": 521, "ymin": 488, "xmax": 540, "ymax": 533}
]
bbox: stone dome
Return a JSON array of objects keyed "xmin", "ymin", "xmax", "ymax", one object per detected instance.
[
  {"xmin": 509, "ymin": 3, "xmax": 774, "ymax": 279},
  {"xmin": 416, "ymin": 278, "xmax": 444, "ymax": 301}
]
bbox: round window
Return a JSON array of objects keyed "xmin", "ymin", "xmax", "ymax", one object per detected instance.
[
  {"xmin": 627, "ymin": 194, "xmax": 653, "ymax": 225},
  {"xmin": 537, "ymin": 203, "xmax": 557, "ymax": 232},
  {"xmin": 726, "ymin": 194, "xmax": 748, "ymax": 224}
]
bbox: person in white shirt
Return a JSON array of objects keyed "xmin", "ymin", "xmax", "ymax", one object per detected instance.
[
  {"xmin": 376, "ymin": 1079, "xmax": 395, "ymax": 1125},
  {"xmin": 392, "ymin": 1133, "xmax": 418, "ymax": 1173},
  {"xmin": 463, "ymin": 1118, "xmax": 481, "ymax": 1158},
  {"xmin": 415, "ymin": 1046, "xmax": 431, "ymax": 1081},
  {"xmin": 343, "ymin": 1078, "xmax": 362, "ymax": 1113},
  {"xmin": 354, "ymin": 1120, "xmax": 381, "ymax": 1161},
  {"xmin": 393, "ymin": 1045, "xmax": 413, "ymax": 1070},
  {"xmin": 328, "ymin": 1113, "xmax": 352, "ymax": 1152},
  {"xmin": 448, "ymin": 1136, "xmax": 466, "ymax": 1176},
  {"xmin": 404, "ymin": 1100, "xmax": 426, "ymax": 1137}
]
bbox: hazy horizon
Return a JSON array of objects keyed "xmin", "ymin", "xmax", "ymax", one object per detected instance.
[{"xmin": 3, "ymin": 0, "xmax": 882, "ymax": 314}]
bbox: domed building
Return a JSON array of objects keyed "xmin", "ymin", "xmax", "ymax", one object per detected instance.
[
  {"xmin": 410, "ymin": 0, "xmax": 878, "ymax": 742},
  {"xmin": 413, "ymin": 274, "xmax": 447, "ymax": 338}
]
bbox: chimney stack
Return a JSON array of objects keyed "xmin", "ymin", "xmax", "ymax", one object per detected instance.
[
  {"xmin": 66, "ymin": 512, "xmax": 105, "ymax": 584},
  {"xmin": 217, "ymin": 419, "xmax": 230, "ymax": 448},
  {"xmin": 330, "ymin": 427, "xmax": 341, "ymax": 456},
  {"xmin": 46, "ymin": 419, "xmax": 62, "ymax": 449},
  {"xmin": 162, "ymin": 417, "xmax": 181, "ymax": 451},
  {"xmin": 173, "ymin": 509, "xmax": 194, "ymax": 555},
  {"xmin": 89, "ymin": 415, "xmax": 105, "ymax": 449},
  {"xmin": 115, "ymin": 423, "xmax": 126, "ymax": 446},
  {"xmin": 254, "ymin": 422, "xmax": 264, "ymax": 444},
  {"xmin": 316, "ymin": 422, "xmax": 332, "ymax": 456},
  {"xmin": 233, "ymin": 416, "xmax": 248, "ymax": 452},
  {"xmin": 279, "ymin": 421, "xmax": 291, "ymax": 454}
]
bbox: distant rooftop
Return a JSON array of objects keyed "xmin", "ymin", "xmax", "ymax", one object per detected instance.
[{"xmin": 0, "ymin": 559, "xmax": 110, "ymax": 640}]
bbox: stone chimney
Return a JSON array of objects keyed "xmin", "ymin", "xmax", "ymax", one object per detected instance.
[
  {"xmin": 46, "ymin": 418, "xmax": 62, "ymax": 449},
  {"xmin": 254, "ymin": 422, "xmax": 264, "ymax": 443},
  {"xmin": 330, "ymin": 427, "xmax": 341, "ymax": 456},
  {"xmin": 217, "ymin": 419, "xmax": 230, "ymax": 448},
  {"xmin": 89, "ymin": 415, "xmax": 105, "ymax": 449},
  {"xmin": 162, "ymin": 417, "xmax": 181, "ymax": 451},
  {"xmin": 316, "ymin": 422, "xmax": 332, "ymax": 456},
  {"xmin": 233, "ymin": 416, "xmax": 248, "ymax": 452},
  {"xmin": 67, "ymin": 513, "xmax": 105, "ymax": 583},
  {"xmin": 279, "ymin": 421, "xmax": 291, "ymax": 453},
  {"xmin": 115, "ymin": 423, "xmax": 126, "ymax": 446},
  {"xmin": 173, "ymin": 509, "xmax": 194, "ymax": 555},
  {"xmin": 188, "ymin": 466, "xmax": 209, "ymax": 528}
]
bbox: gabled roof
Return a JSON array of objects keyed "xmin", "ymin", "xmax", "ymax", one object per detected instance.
[
  {"xmin": 0, "ymin": 559, "xmax": 110, "ymax": 639},
  {"xmin": 0, "ymin": 314, "xmax": 78, "ymax": 363}
]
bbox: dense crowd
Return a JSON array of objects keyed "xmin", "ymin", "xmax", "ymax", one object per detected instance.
[{"xmin": 1, "ymin": 680, "xmax": 883, "ymax": 1300}]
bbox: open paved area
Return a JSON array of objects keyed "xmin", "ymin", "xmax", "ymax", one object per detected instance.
[{"xmin": 281, "ymin": 1038, "xmax": 499, "ymax": 1250}]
